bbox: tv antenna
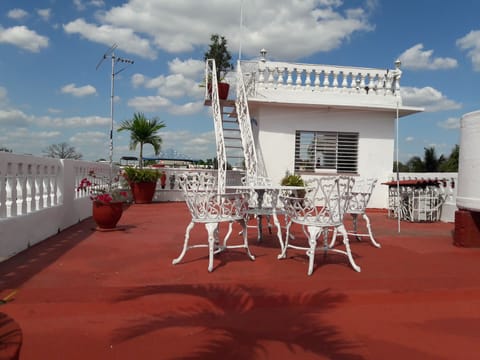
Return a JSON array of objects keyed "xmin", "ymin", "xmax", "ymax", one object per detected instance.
[{"xmin": 96, "ymin": 43, "xmax": 134, "ymax": 186}]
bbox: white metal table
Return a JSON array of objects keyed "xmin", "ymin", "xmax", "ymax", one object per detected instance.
[{"xmin": 227, "ymin": 185, "xmax": 305, "ymax": 249}]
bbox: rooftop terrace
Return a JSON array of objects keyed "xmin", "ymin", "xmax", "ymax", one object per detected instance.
[{"xmin": 1, "ymin": 202, "xmax": 479, "ymax": 360}]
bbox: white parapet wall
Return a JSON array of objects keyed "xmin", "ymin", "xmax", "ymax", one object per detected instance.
[
  {"xmin": 0, "ymin": 153, "xmax": 244, "ymax": 262},
  {"xmin": 0, "ymin": 154, "xmax": 112, "ymax": 262}
]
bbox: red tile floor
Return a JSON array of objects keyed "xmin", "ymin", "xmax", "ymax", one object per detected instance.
[{"xmin": 1, "ymin": 202, "xmax": 480, "ymax": 359}]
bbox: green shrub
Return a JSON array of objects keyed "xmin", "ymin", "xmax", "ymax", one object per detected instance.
[{"xmin": 123, "ymin": 167, "xmax": 161, "ymax": 183}]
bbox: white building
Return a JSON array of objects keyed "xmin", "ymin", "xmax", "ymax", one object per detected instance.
[{"xmin": 208, "ymin": 53, "xmax": 423, "ymax": 208}]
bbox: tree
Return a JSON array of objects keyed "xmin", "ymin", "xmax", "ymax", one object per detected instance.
[
  {"xmin": 439, "ymin": 144, "xmax": 459, "ymax": 172},
  {"xmin": 394, "ymin": 144, "xmax": 459, "ymax": 173},
  {"xmin": 406, "ymin": 156, "xmax": 424, "ymax": 172},
  {"xmin": 423, "ymin": 146, "xmax": 444, "ymax": 172},
  {"xmin": 42, "ymin": 142, "xmax": 82, "ymax": 159},
  {"xmin": 117, "ymin": 112, "xmax": 166, "ymax": 168},
  {"xmin": 204, "ymin": 34, "xmax": 233, "ymax": 81}
]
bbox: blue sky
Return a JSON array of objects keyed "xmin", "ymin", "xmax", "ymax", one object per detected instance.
[{"xmin": 0, "ymin": 0, "xmax": 478, "ymax": 163}]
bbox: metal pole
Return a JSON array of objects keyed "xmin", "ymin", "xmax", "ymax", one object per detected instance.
[
  {"xmin": 109, "ymin": 52, "xmax": 115, "ymax": 189},
  {"xmin": 396, "ymin": 97, "xmax": 400, "ymax": 233},
  {"xmin": 238, "ymin": 0, "xmax": 243, "ymax": 60}
]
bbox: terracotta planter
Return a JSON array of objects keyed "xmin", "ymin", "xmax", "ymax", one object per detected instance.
[
  {"xmin": 130, "ymin": 181, "xmax": 157, "ymax": 204},
  {"xmin": 92, "ymin": 201, "xmax": 123, "ymax": 229},
  {"xmin": 207, "ymin": 82, "xmax": 230, "ymax": 100}
]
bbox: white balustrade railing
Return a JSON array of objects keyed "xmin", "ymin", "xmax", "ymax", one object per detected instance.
[
  {"xmin": 0, "ymin": 152, "xmax": 246, "ymax": 262},
  {"xmin": 387, "ymin": 172, "xmax": 458, "ymax": 222},
  {"xmin": 240, "ymin": 60, "xmax": 401, "ymax": 98}
]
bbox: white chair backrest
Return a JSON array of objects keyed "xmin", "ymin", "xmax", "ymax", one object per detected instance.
[
  {"xmin": 178, "ymin": 172, "xmax": 217, "ymax": 193},
  {"xmin": 183, "ymin": 191, "xmax": 250, "ymax": 221},
  {"xmin": 282, "ymin": 176, "xmax": 355, "ymax": 225},
  {"xmin": 348, "ymin": 178, "xmax": 377, "ymax": 212}
]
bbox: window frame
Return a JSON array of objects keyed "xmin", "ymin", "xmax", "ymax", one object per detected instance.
[{"xmin": 294, "ymin": 130, "xmax": 359, "ymax": 174}]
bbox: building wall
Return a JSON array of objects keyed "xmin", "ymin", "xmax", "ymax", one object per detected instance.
[{"xmin": 251, "ymin": 104, "xmax": 396, "ymax": 208}]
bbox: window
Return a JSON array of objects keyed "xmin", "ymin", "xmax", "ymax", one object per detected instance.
[{"xmin": 294, "ymin": 131, "xmax": 359, "ymax": 173}]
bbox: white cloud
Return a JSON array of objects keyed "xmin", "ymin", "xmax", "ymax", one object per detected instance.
[
  {"xmin": 7, "ymin": 9, "xmax": 28, "ymax": 20},
  {"xmin": 0, "ymin": 87, "xmax": 8, "ymax": 105},
  {"xmin": 405, "ymin": 136, "xmax": 414, "ymax": 142},
  {"xmin": 35, "ymin": 115, "xmax": 110, "ymax": 128},
  {"xmin": 127, "ymin": 96, "xmax": 171, "ymax": 112},
  {"xmin": 70, "ymin": 131, "xmax": 107, "ymax": 145},
  {"xmin": 168, "ymin": 58, "xmax": 204, "ymax": 78},
  {"xmin": 169, "ymin": 102, "xmax": 204, "ymax": 115},
  {"xmin": 457, "ymin": 30, "xmax": 480, "ymax": 71},
  {"xmin": 74, "ymin": 0, "xmax": 105, "ymax": 11},
  {"xmin": 61, "ymin": 83, "xmax": 97, "ymax": 97},
  {"xmin": 133, "ymin": 73, "xmax": 203, "ymax": 99},
  {"xmin": 131, "ymin": 73, "xmax": 146, "ymax": 88},
  {"xmin": 37, "ymin": 9, "xmax": 52, "ymax": 21},
  {"xmin": 63, "ymin": 18, "xmax": 156, "ymax": 59},
  {"xmin": 401, "ymin": 86, "xmax": 462, "ymax": 112},
  {"xmin": 160, "ymin": 130, "xmax": 215, "ymax": 160},
  {"xmin": 438, "ymin": 117, "xmax": 460, "ymax": 129},
  {"xmin": 0, "ymin": 25, "xmax": 49, "ymax": 52},
  {"xmin": 97, "ymin": 0, "xmax": 375, "ymax": 60},
  {"xmin": 399, "ymin": 44, "xmax": 457, "ymax": 70},
  {"xmin": 0, "ymin": 109, "xmax": 31, "ymax": 126}
]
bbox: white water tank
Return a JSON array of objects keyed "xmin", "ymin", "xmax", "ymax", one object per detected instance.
[{"xmin": 457, "ymin": 110, "xmax": 480, "ymax": 211}]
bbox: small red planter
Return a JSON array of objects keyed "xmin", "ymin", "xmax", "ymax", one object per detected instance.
[
  {"xmin": 92, "ymin": 201, "xmax": 123, "ymax": 229},
  {"xmin": 207, "ymin": 82, "xmax": 230, "ymax": 100},
  {"xmin": 130, "ymin": 182, "xmax": 157, "ymax": 204}
]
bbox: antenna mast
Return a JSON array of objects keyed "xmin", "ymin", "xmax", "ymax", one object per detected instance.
[{"xmin": 96, "ymin": 44, "xmax": 134, "ymax": 187}]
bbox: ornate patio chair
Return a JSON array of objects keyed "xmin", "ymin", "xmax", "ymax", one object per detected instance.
[
  {"xmin": 172, "ymin": 173, "xmax": 255, "ymax": 272},
  {"xmin": 330, "ymin": 178, "xmax": 380, "ymax": 248},
  {"xmin": 279, "ymin": 176, "xmax": 360, "ymax": 275},
  {"xmin": 241, "ymin": 175, "xmax": 275, "ymax": 240}
]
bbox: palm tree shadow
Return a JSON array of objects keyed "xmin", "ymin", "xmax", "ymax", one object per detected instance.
[{"xmin": 111, "ymin": 284, "xmax": 364, "ymax": 359}]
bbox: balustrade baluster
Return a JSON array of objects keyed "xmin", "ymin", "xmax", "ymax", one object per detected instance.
[
  {"xmin": 7, "ymin": 169, "xmax": 16, "ymax": 217},
  {"xmin": 314, "ymin": 69, "xmax": 320, "ymax": 89},
  {"xmin": 341, "ymin": 72, "xmax": 349, "ymax": 91},
  {"xmin": 332, "ymin": 71, "xmax": 339, "ymax": 89},
  {"xmin": 305, "ymin": 69, "xmax": 311, "ymax": 90},
  {"xmin": 258, "ymin": 66, "xmax": 265, "ymax": 86},
  {"xmin": 295, "ymin": 69, "xmax": 303, "ymax": 89},
  {"xmin": 385, "ymin": 73, "xmax": 392, "ymax": 95},
  {"xmin": 286, "ymin": 68, "xmax": 293, "ymax": 87},
  {"xmin": 323, "ymin": 70, "xmax": 330, "ymax": 89},
  {"xmin": 267, "ymin": 68, "xmax": 274, "ymax": 88}
]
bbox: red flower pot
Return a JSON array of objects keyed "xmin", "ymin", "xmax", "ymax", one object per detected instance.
[
  {"xmin": 92, "ymin": 201, "xmax": 123, "ymax": 229},
  {"xmin": 130, "ymin": 181, "xmax": 157, "ymax": 204},
  {"xmin": 207, "ymin": 82, "xmax": 230, "ymax": 100}
]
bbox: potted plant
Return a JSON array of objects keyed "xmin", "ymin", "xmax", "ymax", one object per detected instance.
[
  {"xmin": 280, "ymin": 172, "xmax": 306, "ymax": 198},
  {"xmin": 117, "ymin": 112, "xmax": 166, "ymax": 203},
  {"xmin": 204, "ymin": 34, "xmax": 234, "ymax": 100},
  {"xmin": 122, "ymin": 166, "xmax": 161, "ymax": 204},
  {"xmin": 77, "ymin": 170, "xmax": 129, "ymax": 230}
]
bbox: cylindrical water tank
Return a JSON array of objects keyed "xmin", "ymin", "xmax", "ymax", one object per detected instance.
[{"xmin": 457, "ymin": 110, "xmax": 480, "ymax": 211}]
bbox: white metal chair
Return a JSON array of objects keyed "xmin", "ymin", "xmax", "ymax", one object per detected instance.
[
  {"xmin": 279, "ymin": 176, "xmax": 360, "ymax": 275},
  {"xmin": 172, "ymin": 173, "xmax": 255, "ymax": 272},
  {"xmin": 330, "ymin": 178, "xmax": 380, "ymax": 248},
  {"xmin": 242, "ymin": 176, "xmax": 275, "ymax": 241}
]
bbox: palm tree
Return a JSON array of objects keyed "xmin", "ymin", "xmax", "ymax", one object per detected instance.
[
  {"xmin": 117, "ymin": 112, "xmax": 166, "ymax": 168},
  {"xmin": 423, "ymin": 146, "xmax": 445, "ymax": 172}
]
